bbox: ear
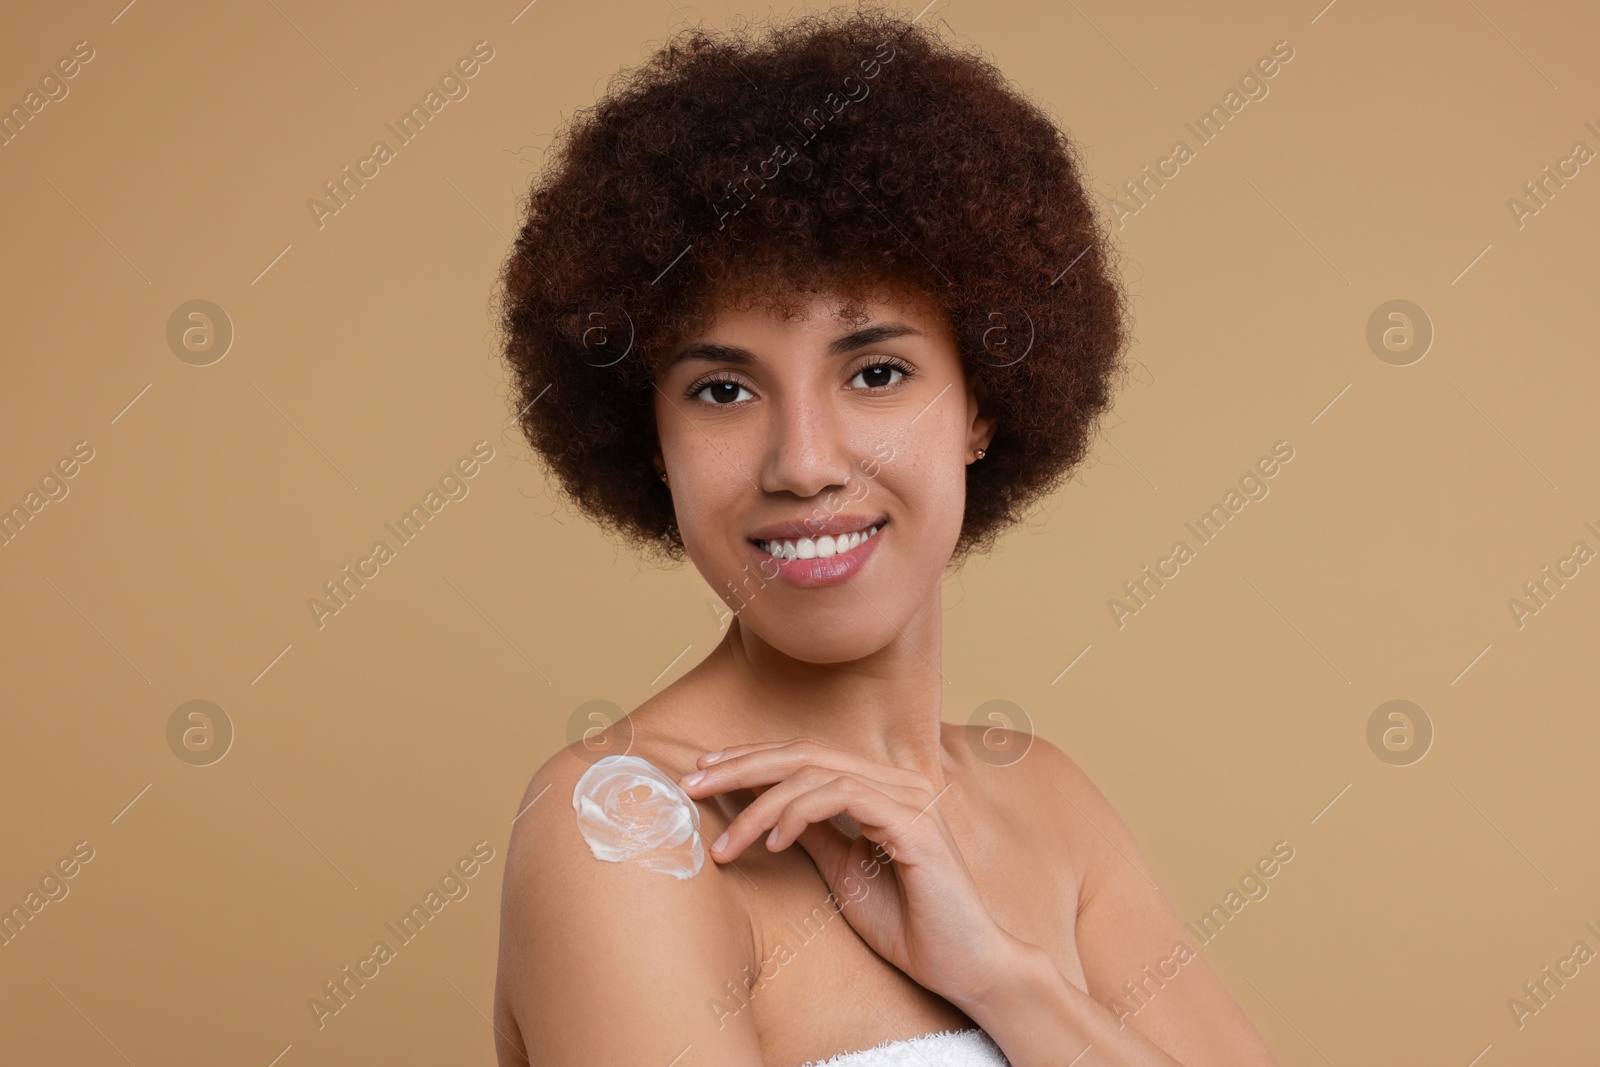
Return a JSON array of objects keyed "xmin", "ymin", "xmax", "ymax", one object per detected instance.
[
  {"xmin": 969, "ymin": 413, "xmax": 997, "ymax": 458},
  {"xmin": 964, "ymin": 379, "xmax": 997, "ymax": 458},
  {"xmin": 652, "ymin": 445, "xmax": 666, "ymax": 479}
]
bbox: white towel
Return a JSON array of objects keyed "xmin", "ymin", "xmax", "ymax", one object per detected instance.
[{"xmin": 792, "ymin": 1028, "xmax": 1011, "ymax": 1066}]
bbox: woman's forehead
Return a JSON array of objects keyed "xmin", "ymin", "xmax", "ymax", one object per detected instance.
[{"xmin": 685, "ymin": 276, "xmax": 944, "ymax": 338}]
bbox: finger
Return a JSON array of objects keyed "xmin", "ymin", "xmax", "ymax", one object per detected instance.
[
  {"xmin": 708, "ymin": 765, "xmax": 853, "ymax": 861},
  {"xmin": 767, "ymin": 777, "xmax": 921, "ymax": 855},
  {"xmin": 695, "ymin": 735, "xmax": 828, "ymax": 767},
  {"xmin": 796, "ymin": 819, "xmax": 898, "ymax": 902},
  {"xmin": 786, "ymin": 787, "xmax": 949, "ymax": 900},
  {"xmin": 716, "ymin": 773, "xmax": 929, "ymax": 873},
  {"xmin": 777, "ymin": 780, "xmax": 953, "ymax": 898},
  {"xmin": 695, "ymin": 738, "xmax": 796, "ymax": 767},
  {"xmin": 684, "ymin": 739, "xmax": 931, "ymax": 799},
  {"xmin": 697, "ymin": 736, "xmax": 877, "ymax": 769}
]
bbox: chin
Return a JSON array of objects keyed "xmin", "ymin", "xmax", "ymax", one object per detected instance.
[{"xmin": 736, "ymin": 611, "xmax": 898, "ymax": 665}]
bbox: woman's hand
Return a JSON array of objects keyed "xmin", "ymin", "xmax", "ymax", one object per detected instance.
[{"xmin": 676, "ymin": 737, "xmax": 1018, "ymax": 1010}]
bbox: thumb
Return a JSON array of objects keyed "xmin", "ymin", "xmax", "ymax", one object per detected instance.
[{"xmin": 794, "ymin": 818, "xmax": 860, "ymax": 893}]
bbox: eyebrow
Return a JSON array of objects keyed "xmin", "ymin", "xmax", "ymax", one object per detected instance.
[{"xmin": 664, "ymin": 322, "xmax": 922, "ymax": 370}]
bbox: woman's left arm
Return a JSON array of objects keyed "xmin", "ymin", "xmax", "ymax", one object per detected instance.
[{"xmin": 958, "ymin": 738, "xmax": 1282, "ymax": 1067}]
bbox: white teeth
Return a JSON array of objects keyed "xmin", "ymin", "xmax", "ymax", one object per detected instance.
[{"xmin": 757, "ymin": 524, "xmax": 881, "ymax": 560}]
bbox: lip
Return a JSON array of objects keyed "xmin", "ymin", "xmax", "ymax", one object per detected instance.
[
  {"xmin": 748, "ymin": 513, "xmax": 888, "ymax": 541},
  {"xmin": 746, "ymin": 520, "xmax": 887, "ymax": 588}
]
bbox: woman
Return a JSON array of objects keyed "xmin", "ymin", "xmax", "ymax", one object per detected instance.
[{"xmin": 491, "ymin": 8, "xmax": 1281, "ymax": 1066}]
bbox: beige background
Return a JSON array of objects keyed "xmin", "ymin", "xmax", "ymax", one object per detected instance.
[{"xmin": 2, "ymin": 0, "xmax": 1597, "ymax": 1063}]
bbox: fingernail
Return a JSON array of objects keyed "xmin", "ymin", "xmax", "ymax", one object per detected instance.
[
  {"xmin": 703, "ymin": 750, "xmax": 726, "ymax": 764},
  {"xmin": 712, "ymin": 831, "xmax": 729, "ymax": 854},
  {"xmin": 766, "ymin": 827, "xmax": 780, "ymax": 848},
  {"xmin": 681, "ymin": 769, "xmax": 706, "ymax": 787}
]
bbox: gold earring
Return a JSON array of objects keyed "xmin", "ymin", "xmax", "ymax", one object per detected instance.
[
  {"xmin": 659, "ymin": 471, "xmax": 668, "ymax": 483},
  {"xmin": 974, "ymin": 448, "xmax": 986, "ymax": 460}
]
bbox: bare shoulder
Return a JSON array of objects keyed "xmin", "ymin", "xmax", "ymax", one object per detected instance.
[
  {"xmin": 950, "ymin": 725, "xmax": 1168, "ymax": 927},
  {"xmin": 494, "ymin": 729, "xmax": 762, "ymax": 1066},
  {"xmin": 964, "ymin": 729, "xmax": 1280, "ymax": 1066},
  {"xmin": 1010, "ymin": 731, "xmax": 1159, "ymax": 903},
  {"xmin": 941, "ymin": 722, "xmax": 1115, "ymax": 880}
]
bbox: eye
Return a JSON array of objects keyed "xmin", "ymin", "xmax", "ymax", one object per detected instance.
[
  {"xmin": 687, "ymin": 377, "xmax": 755, "ymax": 406},
  {"xmin": 849, "ymin": 356, "xmax": 914, "ymax": 391}
]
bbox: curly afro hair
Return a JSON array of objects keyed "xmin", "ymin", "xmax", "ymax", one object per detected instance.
[{"xmin": 494, "ymin": 4, "xmax": 1130, "ymax": 568}]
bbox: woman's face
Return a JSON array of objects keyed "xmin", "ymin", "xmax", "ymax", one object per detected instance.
[{"xmin": 653, "ymin": 285, "xmax": 995, "ymax": 663}]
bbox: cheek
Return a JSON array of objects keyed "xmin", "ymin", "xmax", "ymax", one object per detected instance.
[
  {"xmin": 673, "ymin": 459, "xmax": 751, "ymax": 552},
  {"xmin": 880, "ymin": 436, "xmax": 967, "ymax": 543},
  {"xmin": 927, "ymin": 409, "xmax": 973, "ymax": 491},
  {"xmin": 927, "ymin": 464, "xmax": 969, "ymax": 545}
]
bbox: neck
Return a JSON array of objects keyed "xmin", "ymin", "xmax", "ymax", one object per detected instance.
[{"xmin": 706, "ymin": 605, "xmax": 951, "ymax": 786}]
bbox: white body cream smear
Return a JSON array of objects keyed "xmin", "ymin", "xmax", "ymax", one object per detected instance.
[{"xmin": 572, "ymin": 754, "xmax": 705, "ymax": 879}]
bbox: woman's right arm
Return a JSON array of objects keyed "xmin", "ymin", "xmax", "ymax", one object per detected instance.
[{"xmin": 493, "ymin": 752, "xmax": 766, "ymax": 1066}]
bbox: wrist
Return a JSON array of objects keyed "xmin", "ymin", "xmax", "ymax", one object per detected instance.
[{"xmin": 947, "ymin": 926, "xmax": 1049, "ymax": 1021}]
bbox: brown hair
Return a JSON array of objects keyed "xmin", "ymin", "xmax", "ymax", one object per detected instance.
[{"xmin": 494, "ymin": 5, "xmax": 1130, "ymax": 567}]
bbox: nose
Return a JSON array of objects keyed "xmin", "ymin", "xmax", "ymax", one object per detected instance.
[{"xmin": 758, "ymin": 387, "xmax": 858, "ymax": 501}]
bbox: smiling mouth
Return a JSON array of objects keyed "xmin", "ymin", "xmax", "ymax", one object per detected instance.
[{"xmin": 751, "ymin": 522, "xmax": 886, "ymax": 561}]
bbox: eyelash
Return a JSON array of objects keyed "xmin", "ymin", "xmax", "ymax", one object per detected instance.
[{"xmin": 684, "ymin": 355, "xmax": 917, "ymax": 406}]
